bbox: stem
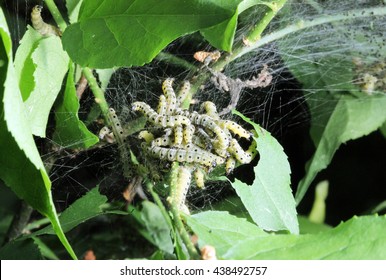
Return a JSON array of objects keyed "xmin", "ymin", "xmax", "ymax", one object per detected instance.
[
  {"xmin": 146, "ymin": 182, "xmax": 173, "ymax": 229},
  {"xmin": 82, "ymin": 67, "xmax": 110, "ymax": 119},
  {"xmin": 170, "ymin": 203, "xmax": 200, "ymax": 259},
  {"xmin": 44, "ymin": 0, "xmax": 67, "ymax": 31},
  {"xmin": 156, "ymin": 52, "xmax": 198, "ymax": 72},
  {"xmin": 3, "ymin": 202, "xmax": 33, "ymax": 244}
]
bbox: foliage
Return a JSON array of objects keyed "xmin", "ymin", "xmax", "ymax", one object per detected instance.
[{"xmin": 0, "ymin": 0, "xmax": 385, "ymax": 260}]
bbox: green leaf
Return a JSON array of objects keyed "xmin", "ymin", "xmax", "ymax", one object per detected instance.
[
  {"xmin": 223, "ymin": 215, "xmax": 386, "ymax": 259},
  {"xmin": 231, "ymin": 111, "xmax": 299, "ymax": 234},
  {"xmin": 140, "ymin": 201, "xmax": 174, "ymax": 254},
  {"xmin": 296, "ymin": 93, "xmax": 386, "ymax": 204},
  {"xmin": 66, "ymin": 0, "xmax": 83, "ymax": 24},
  {"xmin": 186, "ymin": 211, "xmax": 267, "ymax": 257},
  {"xmin": 62, "ymin": 0, "xmax": 238, "ymax": 68},
  {"xmin": 0, "ymin": 9, "xmax": 76, "ymax": 259},
  {"xmin": 14, "ymin": 26, "xmax": 42, "ymax": 101},
  {"xmin": 33, "ymin": 187, "xmax": 108, "ymax": 235},
  {"xmin": 0, "ymin": 239, "xmax": 42, "ymax": 260},
  {"xmin": 96, "ymin": 68, "xmax": 116, "ymax": 91},
  {"xmin": 380, "ymin": 121, "xmax": 386, "ymax": 138},
  {"xmin": 53, "ymin": 63, "xmax": 99, "ymax": 149},
  {"xmin": 298, "ymin": 216, "xmax": 331, "ymax": 234},
  {"xmin": 23, "ymin": 36, "xmax": 70, "ymax": 137},
  {"xmin": 200, "ymin": 0, "xmax": 267, "ymax": 51}
]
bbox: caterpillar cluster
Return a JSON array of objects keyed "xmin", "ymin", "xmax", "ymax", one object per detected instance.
[{"xmin": 133, "ymin": 79, "xmax": 257, "ymax": 213}]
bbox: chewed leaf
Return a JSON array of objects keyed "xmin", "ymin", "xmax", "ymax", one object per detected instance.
[
  {"xmin": 186, "ymin": 211, "xmax": 267, "ymax": 257},
  {"xmin": 0, "ymin": 10, "xmax": 76, "ymax": 259},
  {"xmin": 231, "ymin": 111, "xmax": 298, "ymax": 234},
  {"xmin": 53, "ymin": 63, "xmax": 99, "ymax": 149},
  {"xmin": 32, "ymin": 187, "xmax": 108, "ymax": 235},
  {"xmin": 223, "ymin": 215, "xmax": 386, "ymax": 260},
  {"xmin": 62, "ymin": 0, "xmax": 240, "ymax": 68}
]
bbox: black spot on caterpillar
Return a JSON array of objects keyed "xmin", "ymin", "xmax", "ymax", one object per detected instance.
[
  {"xmin": 220, "ymin": 120, "xmax": 251, "ymax": 139},
  {"xmin": 157, "ymin": 95, "xmax": 167, "ymax": 115},
  {"xmin": 200, "ymin": 101, "xmax": 219, "ymax": 120},
  {"xmin": 132, "ymin": 101, "xmax": 191, "ymax": 127},
  {"xmin": 162, "ymin": 78, "xmax": 176, "ymax": 115},
  {"xmin": 228, "ymin": 139, "xmax": 252, "ymax": 164},
  {"xmin": 148, "ymin": 145, "xmax": 224, "ymax": 167},
  {"xmin": 193, "ymin": 168, "xmax": 205, "ymax": 188},
  {"xmin": 31, "ymin": 5, "xmax": 61, "ymax": 36},
  {"xmin": 171, "ymin": 165, "xmax": 191, "ymax": 214},
  {"xmin": 177, "ymin": 80, "xmax": 191, "ymax": 108}
]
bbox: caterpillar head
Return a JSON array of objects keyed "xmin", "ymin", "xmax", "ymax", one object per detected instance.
[{"xmin": 33, "ymin": 5, "xmax": 43, "ymax": 13}]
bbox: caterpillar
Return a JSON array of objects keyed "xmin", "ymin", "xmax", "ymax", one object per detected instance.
[
  {"xmin": 31, "ymin": 5, "xmax": 61, "ymax": 36},
  {"xmin": 225, "ymin": 157, "xmax": 236, "ymax": 174},
  {"xmin": 174, "ymin": 125, "xmax": 183, "ymax": 147},
  {"xmin": 220, "ymin": 120, "xmax": 251, "ymax": 139},
  {"xmin": 151, "ymin": 135, "xmax": 173, "ymax": 147},
  {"xmin": 162, "ymin": 78, "xmax": 176, "ymax": 114},
  {"xmin": 108, "ymin": 108, "xmax": 131, "ymax": 178},
  {"xmin": 194, "ymin": 127, "xmax": 213, "ymax": 150},
  {"xmin": 148, "ymin": 145, "xmax": 224, "ymax": 167},
  {"xmin": 228, "ymin": 139, "xmax": 252, "ymax": 164},
  {"xmin": 99, "ymin": 126, "xmax": 115, "ymax": 143},
  {"xmin": 108, "ymin": 108, "xmax": 124, "ymax": 138},
  {"xmin": 200, "ymin": 101, "xmax": 219, "ymax": 120},
  {"xmin": 193, "ymin": 168, "xmax": 205, "ymax": 188},
  {"xmin": 175, "ymin": 110, "xmax": 230, "ymax": 152},
  {"xmin": 132, "ymin": 102, "xmax": 191, "ymax": 127},
  {"xmin": 157, "ymin": 95, "xmax": 167, "ymax": 115},
  {"xmin": 177, "ymin": 81, "xmax": 191, "ymax": 108},
  {"xmin": 138, "ymin": 130, "xmax": 154, "ymax": 144},
  {"xmin": 183, "ymin": 124, "xmax": 195, "ymax": 145},
  {"xmin": 169, "ymin": 166, "xmax": 191, "ymax": 214}
]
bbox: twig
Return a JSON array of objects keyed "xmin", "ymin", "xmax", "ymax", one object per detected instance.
[
  {"xmin": 156, "ymin": 52, "xmax": 198, "ymax": 72},
  {"xmin": 146, "ymin": 181, "xmax": 173, "ymax": 229},
  {"xmin": 76, "ymin": 74, "xmax": 88, "ymax": 100},
  {"xmin": 3, "ymin": 202, "xmax": 33, "ymax": 244},
  {"xmin": 44, "ymin": 0, "xmax": 67, "ymax": 32}
]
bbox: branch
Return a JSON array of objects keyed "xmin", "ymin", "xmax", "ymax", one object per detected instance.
[{"xmin": 44, "ymin": 0, "xmax": 68, "ymax": 32}]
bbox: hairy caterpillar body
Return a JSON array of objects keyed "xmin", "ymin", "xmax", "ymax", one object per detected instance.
[
  {"xmin": 108, "ymin": 108, "xmax": 124, "ymax": 138},
  {"xmin": 225, "ymin": 157, "xmax": 237, "ymax": 174},
  {"xmin": 138, "ymin": 130, "xmax": 154, "ymax": 144},
  {"xmin": 162, "ymin": 78, "xmax": 177, "ymax": 114},
  {"xmin": 170, "ymin": 166, "xmax": 191, "ymax": 214},
  {"xmin": 228, "ymin": 139, "xmax": 252, "ymax": 164},
  {"xmin": 148, "ymin": 145, "xmax": 224, "ymax": 167},
  {"xmin": 175, "ymin": 110, "xmax": 230, "ymax": 152},
  {"xmin": 31, "ymin": 5, "xmax": 61, "ymax": 36},
  {"xmin": 177, "ymin": 81, "xmax": 191, "ymax": 107},
  {"xmin": 183, "ymin": 124, "xmax": 195, "ymax": 144},
  {"xmin": 220, "ymin": 120, "xmax": 251, "ymax": 139},
  {"xmin": 201, "ymin": 101, "xmax": 219, "ymax": 120},
  {"xmin": 132, "ymin": 102, "xmax": 191, "ymax": 127},
  {"xmin": 194, "ymin": 128, "xmax": 213, "ymax": 150},
  {"xmin": 193, "ymin": 168, "xmax": 205, "ymax": 188},
  {"xmin": 151, "ymin": 135, "xmax": 173, "ymax": 147},
  {"xmin": 157, "ymin": 95, "xmax": 167, "ymax": 115},
  {"xmin": 174, "ymin": 125, "xmax": 183, "ymax": 147}
]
